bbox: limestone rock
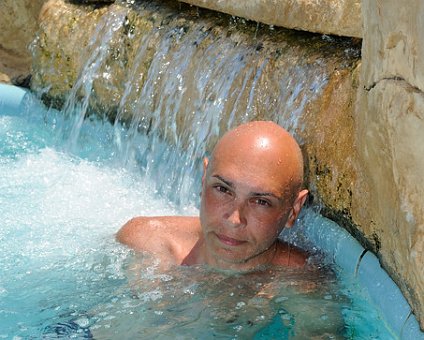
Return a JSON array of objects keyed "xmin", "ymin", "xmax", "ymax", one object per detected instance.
[
  {"xmin": 0, "ymin": 0, "xmax": 47, "ymax": 83},
  {"xmin": 357, "ymin": 80, "xmax": 424, "ymax": 329},
  {"xmin": 71, "ymin": 0, "xmax": 115, "ymax": 2},
  {"xmin": 358, "ymin": 0, "xmax": 424, "ymax": 328},
  {"xmin": 56, "ymin": 0, "xmax": 363, "ymax": 39},
  {"xmin": 31, "ymin": 0, "xmax": 361, "ymax": 211},
  {"xmin": 32, "ymin": 0, "xmax": 361, "ymax": 119},
  {"xmin": 178, "ymin": 0, "xmax": 362, "ymax": 38},
  {"xmin": 300, "ymin": 65, "xmax": 361, "ymax": 230}
]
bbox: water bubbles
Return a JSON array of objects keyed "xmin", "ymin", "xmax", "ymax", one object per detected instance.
[
  {"xmin": 102, "ymin": 72, "xmax": 112, "ymax": 80},
  {"xmin": 0, "ymin": 99, "xmax": 187, "ymax": 338},
  {"xmin": 183, "ymin": 283, "xmax": 198, "ymax": 295},
  {"xmin": 281, "ymin": 313, "xmax": 292, "ymax": 321},
  {"xmin": 235, "ymin": 301, "xmax": 246, "ymax": 309},
  {"xmin": 74, "ymin": 316, "xmax": 90, "ymax": 328},
  {"xmin": 321, "ymin": 34, "xmax": 335, "ymax": 42},
  {"xmin": 275, "ymin": 296, "xmax": 289, "ymax": 303}
]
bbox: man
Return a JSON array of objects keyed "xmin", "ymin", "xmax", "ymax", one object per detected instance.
[
  {"xmin": 51, "ymin": 121, "xmax": 340, "ymax": 339},
  {"xmin": 117, "ymin": 120, "xmax": 309, "ymax": 271}
]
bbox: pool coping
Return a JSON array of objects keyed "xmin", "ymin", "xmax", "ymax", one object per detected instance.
[
  {"xmin": 1, "ymin": 83, "xmax": 423, "ymax": 339},
  {"xmin": 0, "ymin": 83, "xmax": 28, "ymax": 114},
  {"xmin": 300, "ymin": 211, "xmax": 424, "ymax": 339}
]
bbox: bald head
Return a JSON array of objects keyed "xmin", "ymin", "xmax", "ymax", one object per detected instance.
[
  {"xmin": 208, "ymin": 121, "xmax": 304, "ymax": 203},
  {"xmin": 198, "ymin": 121, "xmax": 308, "ymax": 269}
]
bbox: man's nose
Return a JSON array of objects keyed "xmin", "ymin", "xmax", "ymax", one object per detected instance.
[{"xmin": 225, "ymin": 202, "xmax": 246, "ymax": 227}]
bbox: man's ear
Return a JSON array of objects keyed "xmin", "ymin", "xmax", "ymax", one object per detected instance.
[
  {"xmin": 202, "ymin": 157, "xmax": 209, "ymax": 185},
  {"xmin": 285, "ymin": 189, "xmax": 308, "ymax": 228}
]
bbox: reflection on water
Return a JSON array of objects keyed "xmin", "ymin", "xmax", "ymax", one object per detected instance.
[{"xmin": 90, "ymin": 255, "xmax": 346, "ymax": 339}]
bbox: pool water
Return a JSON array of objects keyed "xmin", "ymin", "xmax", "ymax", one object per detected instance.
[{"xmin": 0, "ymin": 88, "xmax": 395, "ymax": 339}]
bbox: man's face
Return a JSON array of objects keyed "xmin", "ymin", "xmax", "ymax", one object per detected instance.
[{"xmin": 199, "ymin": 154, "xmax": 294, "ymax": 270}]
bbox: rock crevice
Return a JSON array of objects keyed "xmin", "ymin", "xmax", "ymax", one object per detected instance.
[{"xmin": 365, "ymin": 76, "xmax": 424, "ymax": 95}]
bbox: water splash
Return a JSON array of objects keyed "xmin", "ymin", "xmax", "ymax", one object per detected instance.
[
  {"xmin": 59, "ymin": 8, "xmax": 129, "ymax": 151},
  {"xmin": 34, "ymin": 0, "xmax": 360, "ymax": 207}
]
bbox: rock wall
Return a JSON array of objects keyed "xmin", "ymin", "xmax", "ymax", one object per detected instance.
[
  {"xmin": 178, "ymin": 0, "xmax": 362, "ymax": 38},
  {"xmin": 356, "ymin": 0, "xmax": 424, "ymax": 328},
  {"xmin": 31, "ymin": 0, "xmax": 361, "ymax": 124},
  {"xmin": 0, "ymin": 0, "xmax": 46, "ymax": 83},
  {"xmin": 30, "ymin": 0, "xmax": 361, "ymax": 223}
]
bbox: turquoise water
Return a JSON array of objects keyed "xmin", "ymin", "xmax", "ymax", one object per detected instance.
[{"xmin": 0, "ymin": 89, "xmax": 395, "ymax": 339}]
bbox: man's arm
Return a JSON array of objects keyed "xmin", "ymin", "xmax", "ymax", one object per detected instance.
[
  {"xmin": 116, "ymin": 216, "xmax": 201, "ymax": 264},
  {"xmin": 116, "ymin": 217, "xmax": 155, "ymax": 252}
]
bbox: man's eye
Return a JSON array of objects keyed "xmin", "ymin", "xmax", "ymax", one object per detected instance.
[
  {"xmin": 253, "ymin": 198, "xmax": 271, "ymax": 207},
  {"xmin": 214, "ymin": 185, "xmax": 230, "ymax": 194}
]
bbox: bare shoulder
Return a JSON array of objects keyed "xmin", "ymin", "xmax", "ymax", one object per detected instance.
[
  {"xmin": 273, "ymin": 241, "xmax": 309, "ymax": 268},
  {"xmin": 116, "ymin": 216, "xmax": 201, "ymax": 264}
]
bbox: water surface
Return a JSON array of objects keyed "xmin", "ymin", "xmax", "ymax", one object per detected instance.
[{"xmin": 0, "ymin": 91, "xmax": 395, "ymax": 339}]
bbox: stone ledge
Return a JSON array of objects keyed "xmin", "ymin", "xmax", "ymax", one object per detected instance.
[
  {"xmin": 178, "ymin": 0, "xmax": 362, "ymax": 38},
  {"xmin": 0, "ymin": 0, "xmax": 47, "ymax": 83},
  {"xmin": 294, "ymin": 210, "xmax": 424, "ymax": 338},
  {"xmin": 357, "ymin": 79, "xmax": 424, "ymax": 329},
  {"xmin": 61, "ymin": 0, "xmax": 362, "ymax": 37}
]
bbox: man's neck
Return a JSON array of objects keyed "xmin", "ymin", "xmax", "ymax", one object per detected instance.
[{"xmin": 182, "ymin": 237, "xmax": 278, "ymax": 272}]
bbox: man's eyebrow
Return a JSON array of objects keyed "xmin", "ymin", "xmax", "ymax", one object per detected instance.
[
  {"xmin": 213, "ymin": 175, "xmax": 283, "ymax": 200},
  {"xmin": 212, "ymin": 175, "xmax": 233, "ymax": 187},
  {"xmin": 252, "ymin": 192, "xmax": 282, "ymax": 200}
]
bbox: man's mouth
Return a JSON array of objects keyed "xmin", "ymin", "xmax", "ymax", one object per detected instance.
[{"xmin": 215, "ymin": 233, "xmax": 246, "ymax": 246}]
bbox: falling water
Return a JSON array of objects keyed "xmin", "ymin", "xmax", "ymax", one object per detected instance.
[
  {"xmin": 32, "ymin": 0, "xmax": 360, "ymax": 206},
  {"xmin": 58, "ymin": 8, "xmax": 129, "ymax": 150}
]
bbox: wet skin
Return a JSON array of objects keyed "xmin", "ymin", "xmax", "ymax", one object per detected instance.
[{"xmin": 117, "ymin": 121, "xmax": 309, "ymax": 271}]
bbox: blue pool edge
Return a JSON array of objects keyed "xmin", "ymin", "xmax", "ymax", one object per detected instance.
[
  {"xmin": 300, "ymin": 211, "xmax": 424, "ymax": 339},
  {"xmin": 1, "ymin": 83, "xmax": 423, "ymax": 339},
  {"xmin": 0, "ymin": 83, "xmax": 29, "ymax": 114}
]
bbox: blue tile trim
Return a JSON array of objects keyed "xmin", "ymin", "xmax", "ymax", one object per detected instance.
[
  {"xmin": 401, "ymin": 312, "xmax": 424, "ymax": 340},
  {"xmin": 357, "ymin": 252, "xmax": 411, "ymax": 336},
  {"xmin": 299, "ymin": 211, "xmax": 364, "ymax": 273},
  {"xmin": 298, "ymin": 210, "xmax": 423, "ymax": 338},
  {"xmin": 334, "ymin": 232, "xmax": 365, "ymax": 276},
  {"xmin": 0, "ymin": 83, "xmax": 28, "ymax": 114}
]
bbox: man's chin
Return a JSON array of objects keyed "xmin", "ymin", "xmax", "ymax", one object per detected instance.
[{"xmin": 204, "ymin": 234, "xmax": 268, "ymax": 268}]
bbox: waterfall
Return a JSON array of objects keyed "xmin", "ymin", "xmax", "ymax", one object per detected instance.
[{"xmin": 32, "ymin": 0, "xmax": 360, "ymax": 207}]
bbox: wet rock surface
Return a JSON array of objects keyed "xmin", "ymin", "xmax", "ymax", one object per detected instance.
[
  {"xmin": 30, "ymin": 0, "xmax": 362, "ymax": 214},
  {"xmin": 178, "ymin": 0, "xmax": 362, "ymax": 38},
  {"xmin": 31, "ymin": 0, "xmax": 360, "ymax": 142},
  {"xmin": 57, "ymin": 0, "xmax": 362, "ymax": 38},
  {"xmin": 0, "ymin": 0, "xmax": 46, "ymax": 83},
  {"xmin": 358, "ymin": 0, "xmax": 424, "ymax": 328},
  {"xmin": 31, "ymin": 0, "xmax": 360, "ymax": 119}
]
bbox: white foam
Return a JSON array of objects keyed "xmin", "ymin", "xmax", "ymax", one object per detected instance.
[{"xmin": 0, "ymin": 146, "xmax": 197, "ymax": 262}]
